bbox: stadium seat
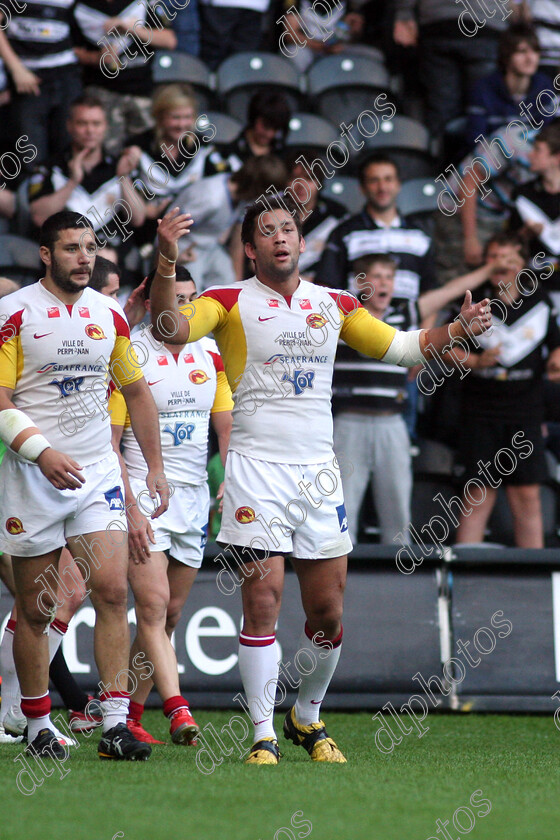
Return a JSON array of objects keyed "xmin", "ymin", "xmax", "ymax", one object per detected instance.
[
  {"xmin": 397, "ymin": 178, "xmax": 442, "ymax": 234},
  {"xmin": 356, "ymin": 115, "xmax": 436, "ymax": 180},
  {"xmin": 0, "ymin": 234, "xmax": 42, "ymax": 285},
  {"xmin": 321, "ymin": 175, "xmax": 363, "ymax": 214},
  {"xmin": 306, "ymin": 55, "xmax": 396, "ymax": 128},
  {"xmin": 286, "ymin": 113, "xmax": 340, "ymax": 155},
  {"xmin": 152, "ymin": 51, "xmax": 215, "ymax": 110},
  {"xmin": 216, "ymin": 52, "xmax": 304, "ymax": 118},
  {"xmin": 197, "ymin": 112, "xmax": 243, "ymax": 145}
]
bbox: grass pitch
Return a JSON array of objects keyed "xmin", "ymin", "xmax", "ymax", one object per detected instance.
[{"xmin": 1, "ymin": 711, "xmax": 559, "ymax": 840}]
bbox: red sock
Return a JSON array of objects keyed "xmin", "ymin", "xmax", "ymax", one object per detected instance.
[
  {"xmin": 128, "ymin": 701, "xmax": 144, "ymax": 722},
  {"xmin": 163, "ymin": 696, "xmax": 188, "ymax": 719}
]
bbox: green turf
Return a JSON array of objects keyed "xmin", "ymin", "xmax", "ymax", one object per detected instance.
[{"xmin": 2, "ymin": 711, "xmax": 559, "ymax": 840}]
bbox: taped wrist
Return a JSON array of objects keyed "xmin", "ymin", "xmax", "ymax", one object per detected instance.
[
  {"xmin": 381, "ymin": 329, "xmax": 424, "ymax": 366},
  {"xmin": 0, "ymin": 408, "xmax": 51, "ymax": 461}
]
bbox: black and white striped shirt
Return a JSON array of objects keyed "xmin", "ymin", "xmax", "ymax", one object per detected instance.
[
  {"xmin": 333, "ymin": 298, "xmax": 418, "ymax": 414},
  {"xmin": 5, "ymin": 0, "xmax": 77, "ymax": 70}
]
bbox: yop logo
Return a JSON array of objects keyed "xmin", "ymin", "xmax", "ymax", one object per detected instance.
[
  {"xmin": 85, "ymin": 323, "xmax": 106, "ymax": 339},
  {"xmin": 6, "ymin": 517, "xmax": 25, "ymax": 535},
  {"xmin": 104, "ymin": 486, "xmax": 124, "ymax": 511},
  {"xmin": 163, "ymin": 422, "xmax": 195, "ymax": 446},
  {"xmin": 50, "ymin": 376, "xmax": 85, "ymax": 397},
  {"xmin": 336, "ymin": 504, "xmax": 348, "ymax": 533},
  {"xmin": 306, "ymin": 313, "xmax": 327, "ymax": 329},
  {"xmin": 281, "ymin": 369, "xmax": 315, "ymax": 396}
]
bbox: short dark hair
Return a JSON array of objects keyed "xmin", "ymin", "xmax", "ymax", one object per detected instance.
[
  {"xmin": 241, "ymin": 195, "xmax": 302, "ymax": 248},
  {"xmin": 498, "ymin": 24, "xmax": 540, "ymax": 75},
  {"xmin": 484, "ymin": 232, "xmax": 529, "ymax": 261},
  {"xmin": 247, "ymin": 90, "xmax": 291, "ymax": 138},
  {"xmin": 144, "ymin": 264, "xmax": 195, "ymax": 299},
  {"xmin": 89, "ymin": 256, "xmax": 121, "ymax": 292},
  {"xmin": 39, "ymin": 211, "xmax": 93, "ymax": 252},
  {"xmin": 230, "ymin": 155, "xmax": 288, "ymax": 202},
  {"xmin": 352, "ymin": 253, "xmax": 397, "ymax": 277},
  {"xmin": 358, "ymin": 153, "xmax": 401, "ymax": 185},
  {"xmin": 69, "ymin": 94, "xmax": 106, "ymax": 118},
  {"xmin": 536, "ymin": 119, "xmax": 560, "ymax": 155}
]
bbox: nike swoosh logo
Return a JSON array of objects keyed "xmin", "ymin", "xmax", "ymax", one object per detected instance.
[
  {"xmin": 258, "ymin": 316, "xmax": 276, "ymax": 322},
  {"xmin": 34, "ymin": 332, "xmax": 53, "ymax": 339},
  {"xmin": 252, "ymin": 720, "xmax": 267, "ymax": 725},
  {"xmin": 310, "ymin": 700, "xmax": 321, "ymax": 704},
  {"xmin": 148, "ymin": 379, "xmax": 164, "ymax": 386}
]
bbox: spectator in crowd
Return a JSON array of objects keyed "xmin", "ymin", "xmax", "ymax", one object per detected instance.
[
  {"xmin": 0, "ymin": 2, "xmax": 82, "ymax": 166},
  {"xmin": 509, "ymin": 119, "xmax": 560, "ymax": 312},
  {"xmin": 466, "ymin": 24, "xmax": 554, "ymax": 147},
  {"xmin": 392, "ymin": 0, "xmax": 505, "ymax": 138},
  {"xmin": 282, "ymin": 0, "xmax": 367, "ymax": 72},
  {"xmin": 72, "ymin": 0, "xmax": 177, "ymax": 155},
  {"xmin": 333, "ymin": 252, "xmax": 494, "ymax": 544},
  {"xmin": 205, "ymin": 90, "xmax": 291, "ymax": 175},
  {"xmin": 198, "ymin": 0, "xmax": 269, "ymax": 70},
  {"xmin": 89, "ymin": 255, "xmax": 121, "ymax": 298},
  {"xmin": 127, "ymin": 85, "xmax": 216, "ymax": 200},
  {"xmin": 451, "ymin": 233, "xmax": 560, "ymax": 548},
  {"xmin": 449, "ymin": 122, "xmax": 537, "ymax": 275},
  {"xmin": 317, "ymin": 153, "xmax": 437, "ymax": 308},
  {"xmin": 513, "ymin": 0, "xmax": 560, "ymax": 80},
  {"xmin": 173, "ymin": 154, "xmax": 287, "ymax": 290},
  {"xmin": 28, "ymin": 95, "xmax": 147, "ymax": 251}
]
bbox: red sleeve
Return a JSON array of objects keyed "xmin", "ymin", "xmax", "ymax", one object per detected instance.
[
  {"xmin": 0, "ymin": 310, "xmax": 23, "ymax": 346},
  {"xmin": 201, "ymin": 287, "xmax": 242, "ymax": 313},
  {"xmin": 209, "ymin": 350, "xmax": 225, "ymax": 373},
  {"xmin": 327, "ymin": 290, "xmax": 361, "ymax": 316},
  {"xmin": 110, "ymin": 308, "xmax": 131, "ymax": 338}
]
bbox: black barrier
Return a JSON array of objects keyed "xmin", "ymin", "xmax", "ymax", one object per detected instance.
[{"xmin": 1, "ymin": 545, "xmax": 560, "ymax": 711}]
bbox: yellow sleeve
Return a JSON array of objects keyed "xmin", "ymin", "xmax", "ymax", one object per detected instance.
[
  {"xmin": 211, "ymin": 369, "xmax": 234, "ymax": 414},
  {"xmin": 340, "ymin": 306, "xmax": 397, "ymax": 359},
  {"xmin": 108, "ymin": 388, "xmax": 130, "ymax": 427},
  {"xmin": 0, "ymin": 310, "xmax": 24, "ymax": 390},
  {"xmin": 108, "ymin": 308, "xmax": 144, "ymax": 388},
  {"xmin": 180, "ymin": 296, "xmax": 227, "ymax": 343}
]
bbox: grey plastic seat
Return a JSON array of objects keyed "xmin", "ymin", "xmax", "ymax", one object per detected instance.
[
  {"xmin": 153, "ymin": 50, "xmax": 215, "ymax": 110},
  {"xmin": 216, "ymin": 52, "xmax": 303, "ymax": 118}
]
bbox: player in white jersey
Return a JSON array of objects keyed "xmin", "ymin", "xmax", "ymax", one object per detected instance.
[
  {"xmin": 109, "ymin": 267, "xmax": 232, "ymax": 745},
  {"xmin": 0, "ymin": 210, "xmax": 169, "ymax": 762},
  {"xmin": 149, "ymin": 200, "xmax": 492, "ymax": 765}
]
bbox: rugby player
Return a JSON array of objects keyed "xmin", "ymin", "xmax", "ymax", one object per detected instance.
[
  {"xmin": 149, "ymin": 201, "xmax": 492, "ymax": 765},
  {"xmin": 0, "ymin": 210, "xmax": 169, "ymax": 762},
  {"xmin": 109, "ymin": 267, "xmax": 232, "ymax": 745}
]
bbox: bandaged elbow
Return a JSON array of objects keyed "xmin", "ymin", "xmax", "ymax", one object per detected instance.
[{"xmin": 381, "ymin": 330, "xmax": 425, "ymax": 367}]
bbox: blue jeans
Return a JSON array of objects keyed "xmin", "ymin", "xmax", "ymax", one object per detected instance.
[{"xmin": 172, "ymin": 0, "xmax": 201, "ymax": 57}]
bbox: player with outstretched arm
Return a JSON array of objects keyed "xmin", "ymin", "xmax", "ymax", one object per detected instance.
[{"xmin": 149, "ymin": 201, "xmax": 492, "ymax": 765}]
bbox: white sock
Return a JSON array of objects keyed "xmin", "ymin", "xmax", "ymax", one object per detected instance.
[
  {"xmin": 21, "ymin": 692, "xmax": 54, "ymax": 743},
  {"xmin": 101, "ymin": 695, "xmax": 130, "ymax": 733},
  {"xmin": 48, "ymin": 618, "xmax": 67, "ymax": 663},
  {"xmin": 238, "ymin": 632, "xmax": 279, "ymax": 743},
  {"xmin": 0, "ymin": 621, "xmax": 20, "ymax": 723},
  {"xmin": 294, "ymin": 623, "xmax": 343, "ymax": 725}
]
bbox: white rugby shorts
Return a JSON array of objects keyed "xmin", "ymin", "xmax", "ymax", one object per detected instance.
[
  {"xmin": 0, "ymin": 450, "xmax": 126, "ymax": 557},
  {"xmin": 129, "ymin": 477, "xmax": 209, "ymax": 568},
  {"xmin": 218, "ymin": 451, "xmax": 353, "ymax": 559}
]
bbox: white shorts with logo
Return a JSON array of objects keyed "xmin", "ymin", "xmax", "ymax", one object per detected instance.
[
  {"xmin": 218, "ymin": 451, "xmax": 353, "ymax": 559},
  {"xmin": 129, "ymin": 477, "xmax": 209, "ymax": 568},
  {"xmin": 0, "ymin": 450, "xmax": 126, "ymax": 557}
]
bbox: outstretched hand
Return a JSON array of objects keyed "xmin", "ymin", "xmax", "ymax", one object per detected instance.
[
  {"xmin": 156, "ymin": 207, "xmax": 193, "ymax": 264},
  {"xmin": 459, "ymin": 290, "xmax": 492, "ymax": 337}
]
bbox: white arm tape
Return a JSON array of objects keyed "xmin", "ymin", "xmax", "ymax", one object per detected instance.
[
  {"xmin": 0, "ymin": 408, "xmax": 50, "ymax": 462},
  {"xmin": 381, "ymin": 329, "xmax": 425, "ymax": 367}
]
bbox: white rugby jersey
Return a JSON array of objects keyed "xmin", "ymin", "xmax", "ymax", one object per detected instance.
[
  {"xmin": 110, "ymin": 333, "xmax": 232, "ymax": 484},
  {"xmin": 0, "ymin": 282, "xmax": 142, "ymax": 465},
  {"xmin": 180, "ymin": 276, "xmax": 396, "ymax": 464}
]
